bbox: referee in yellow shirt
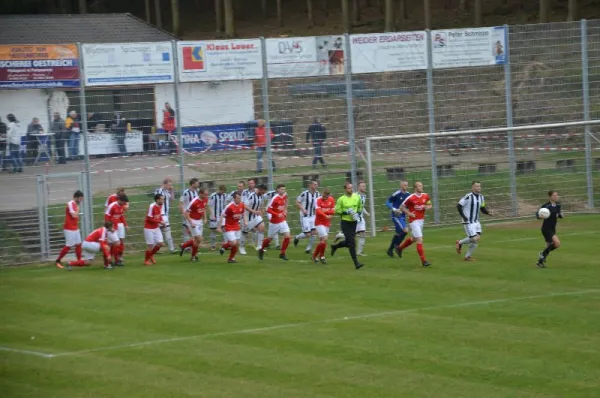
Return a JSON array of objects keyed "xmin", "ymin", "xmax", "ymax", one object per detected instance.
[{"xmin": 331, "ymin": 182, "xmax": 364, "ymax": 269}]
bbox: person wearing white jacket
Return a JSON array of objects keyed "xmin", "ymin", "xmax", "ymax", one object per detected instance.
[{"xmin": 6, "ymin": 114, "xmax": 23, "ymax": 173}]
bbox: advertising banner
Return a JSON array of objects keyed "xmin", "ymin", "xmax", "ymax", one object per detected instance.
[
  {"xmin": 349, "ymin": 32, "xmax": 427, "ymax": 74},
  {"xmin": 181, "ymin": 123, "xmax": 253, "ymax": 153},
  {"xmin": 266, "ymin": 35, "xmax": 345, "ymax": 78},
  {"xmin": 79, "ymin": 131, "xmax": 144, "ymax": 155},
  {"xmin": 82, "ymin": 42, "xmax": 174, "ymax": 86},
  {"xmin": 178, "ymin": 39, "xmax": 263, "ymax": 82},
  {"xmin": 0, "ymin": 44, "xmax": 80, "ymax": 89},
  {"xmin": 432, "ymin": 26, "xmax": 507, "ymax": 69}
]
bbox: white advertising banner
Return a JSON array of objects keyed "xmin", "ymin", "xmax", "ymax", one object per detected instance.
[
  {"xmin": 266, "ymin": 35, "xmax": 345, "ymax": 78},
  {"xmin": 432, "ymin": 26, "xmax": 507, "ymax": 69},
  {"xmin": 78, "ymin": 131, "xmax": 144, "ymax": 155},
  {"xmin": 177, "ymin": 39, "xmax": 263, "ymax": 82},
  {"xmin": 349, "ymin": 32, "xmax": 427, "ymax": 74},
  {"xmin": 82, "ymin": 42, "xmax": 174, "ymax": 86}
]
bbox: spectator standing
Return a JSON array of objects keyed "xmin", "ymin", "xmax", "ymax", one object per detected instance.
[
  {"xmin": 254, "ymin": 119, "xmax": 276, "ymax": 173},
  {"xmin": 162, "ymin": 102, "xmax": 176, "ymax": 152},
  {"xmin": 26, "ymin": 117, "xmax": 44, "ymax": 165},
  {"xmin": 65, "ymin": 110, "xmax": 81, "ymax": 160},
  {"xmin": 0, "ymin": 117, "xmax": 7, "ymax": 171},
  {"xmin": 306, "ymin": 117, "xmax": 327, "ymax": 168},
  {"xmin": 51, "ymin": 112, "xmax": 67, "ymax": 164},
  {"xmin": 6, "ymin": 114, "xmax": 23, "ymax": 173},
  {"xmin": 112, "ymin": 112, "xmax": 127, "ymax": 155},
  {"xmin": 87, "ymin": 112, "xmax": 99, "ymax": 133}
]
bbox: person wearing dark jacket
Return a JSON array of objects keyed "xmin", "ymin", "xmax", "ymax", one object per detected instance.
[
  {"xmin": 112, "ymin": 112, "xmax": 127, "ymax": 155},
  {"xmin": 26, "ymin": 117, "xmax": 44, "ymax": 165},
  {"xmin": 0, "ymin": 117, "xmax": 7, "ymax": 170},
  {"xmin": 306, "ymin": 117, "xmax": 327, "ymax": 168},
  {"xmin": 51, "ymin": 112, "xmax": 67, "ymax": 164}
]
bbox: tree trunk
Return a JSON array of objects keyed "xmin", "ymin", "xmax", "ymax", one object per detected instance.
[
  {"xmin": 154, "ymin": 0, "xmax": 163, "ymax": 28},
  {"xmin": 474, "ymin": 0, "xmax": 482, "ymax": 26},
  {"xmin": 78, "ymin": 0, "xmax": 87, "ymax": 13},
  {"xmin": 459, "ymin": 0, "xmax": 469, "ymax": 13},
  {"xmin": 145, "ymin": 0, "xmax": 151, "ymax": 23},
  {"xmin": 276, "ymin": 0, "xmax": 283, "ymax": 26},
  {"xmin": 398, "ymin": 0, "xmax": 408, "ymax": 21},
  {"xmin": 341, "ymin": 0, "xmax": 350, "ymax": 32},
  {"xmin": 384, "ymin": 0, "xmax": 394, "ymax": 31},
  {"xmin": 307, "ymin": 0, "xmax": 314, "ymax": 26},
  {"xmin": 352, "ymin": 0, "xmax": 361, "ymax": 23},
  {"xmin": 261, "ymin": 0, "xmax": 267, "ymax": 19},
  {"xmin": 58, "ymin": 0, "xmax": 68, "ymax": 13},
  {"xmin": 224, "ymin": 0, "xmax": 235, "ymax": 37},
  {"xmin": 567, "ymin": 0, "xmax": 577, "ymax": 21},
  {"xmin": 539, "ymin": 0, "xmax": 550, "ymax": 23},
  {"xmin": 424, "ymin": 0, "xmax": 431, "ymax": 29},
  {"xmin": 324, "ymin": 0, "xmax": 329, "ymax": 17},
  {"xmin": 171, "ymin": 0, "xmax": 180, "ymax": 35},
  {"xmin": 215, "ymin": 0, "xmax": 223, "ymax": 32}
]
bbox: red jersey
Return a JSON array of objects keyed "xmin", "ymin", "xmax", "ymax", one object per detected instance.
[
  {"xmin": 105, "ymin": 193, "xmax": 118, "ymax": 208},
  {"xmin": 401, "ymin": 193, "xmax": 431, "ymax": 222},
  {"xmin": 315, "ymin": 196, "xmax": 336, "ymax": 227},
  {"xmin": 186, "ymin": 196, "xmax": 208, "ymax": 221},
  {"xmin": 85, "ymin": 227, "xmax": 107, "ymax": 243},
  {"xmin": 221, "ymin": 201, "xmax": 245, "ymax": 231},
  {"xmin": 267, "ymin": 194, "xmax": 287, "ymax": 224},
  {"xmin": 144, "ymin": 202, "xmax": 164, "ymax": 229},
  {"xmin": 105, "ymin": 201, "xmax": 127, "ymax": 226},
  {"xmin": 64, "ymin": 200, "xmax": 80, "ymax": 231}
]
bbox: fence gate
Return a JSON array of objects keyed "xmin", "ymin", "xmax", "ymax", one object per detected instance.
[{"xmin": 36, "ymin": 172, "xmax": 92, "ymax": 262}]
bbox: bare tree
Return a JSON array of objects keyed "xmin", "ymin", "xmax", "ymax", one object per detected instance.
[
  {"xmin": 154, "ymin": 0, "xmax": 163, "ymax": 28},
  {"xmin": 567, "ymin": 0, "xmax": 577, "ymax": 21},
  {"xmin": 424, "ymin": 0, "xmax": 431, "ymax": 29},
  {"xmin": 145, "ymin": 0, "xmax": 151, "ymax": 23},
  {"xmin": 261, "ymin": 0, "xmax": 267, "ymax": 19},
  {"xmin": 539, "ymin": 0, "xmax": 550, "ymax": 23},
  {"xmin": 171, "ymin": 0, "xmax": 180, "ymax": 35},
  {"xmin": 459, "ymin": 0, "xmax": 469, "ymax": 13},
  {"xmin": 215, "ymin": 0, "xmax": 223, "ymax": 33},
  {"xmin": 78, "ymin": 0, "xmax": 87, "ymax": 13},
  {"xmin": 224, "ymin": 0, "xmax": 235, "ymax": 37},
  {"xmin": 277, "ymin": 0, "xmax": 283, "ymax": 26},
  {"xmin": 341, "ymin": 0, "xmax": 350, "ymax": 32},
  {"xmin": 324, "ymin": 0, "xmax": 329, "ymax": 17},
  {"xmin": 384, "ymin": 0, "xmax": 394, "ymax": 31},
  {"xmin": 307, "ymin": 0, "xmax": 314, "ymax": 26},
  {"xmin": 352, "ymin": 0, "xmax": 361, "ymax": 23},
  {"xmin": 398, "ymin": 0, "xmax": 408, "ymax": 21},
  {"xmin": 58, "ymin": 0, "xmax": 69, "ymax": 13},
  {"xmin": 474, "ymin": 0, "xmax": 482, "ymax": 26}
]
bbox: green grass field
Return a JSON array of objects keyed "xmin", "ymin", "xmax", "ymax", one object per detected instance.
[{"xmin": 2, "ymin": 215, "xmax": 600, "ymax": 397}]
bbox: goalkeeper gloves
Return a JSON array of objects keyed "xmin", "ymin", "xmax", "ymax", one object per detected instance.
[
  {"xmin": 345, "ymin": 209, "xmax": 356, "ymax": 215},
  {"xmin": 352, "ymin": 212, "xmax": 361, "ymax": 222}
]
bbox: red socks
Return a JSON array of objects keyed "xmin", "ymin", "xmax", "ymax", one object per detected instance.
[
  {"xmin": 145, "ymin": 249, "xmax": 152, "ymax": 261},
  {"xmin": 151, "ymin": 245, "xmax": 161, "ymax": 255},
  {"xmin": 229, "ymin": 246, "xmax": 238, "ymax": 260},
  {"xmin": 56, "ymin": 246, "xmax": 70, "ymax": 261},
  {"xmin": 261, "ymin": 238, "xmax": 271, "ymax": 250},
  {"xmin": 119, "ymin": 241, "xmax": 125, "ymax": 258},
  {"xmin": 281, "ymin": 237, "xmax": 290, "ymax": 254},
  {"xmin": 181, "ymin": 239, "xmax": 194, "ymax": 249},
  {"xmin": 416, "ymin": 243, "xmax": 426, "ymax": 262},
  {"xmin": 399, "ymin": 237, "xmax": 414, "ymax": 250},
  {"xmin": 191, "ymin": 243, "xmax": 198, "ymax": 257},
  {"xmin": 222, "ymin": 242, "xmax": 232, "ymax": 250},
  {"xmin": 313, "ymin": 242, "xmax": 327, "ymax": 258},
  {"xmin": 68, "ymin": 259, "xmax": 86, "ymax": 267},
  {"xmin": 111, "ymin": 245, "xmax": 119, "ymax": 261},
  {"xmin": 74, "ymin": 244, "xmax": 82, "ymax": 260}
]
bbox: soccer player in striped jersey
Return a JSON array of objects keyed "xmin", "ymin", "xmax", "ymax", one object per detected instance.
[
  {"xmin": 208, "ymin": 185, "xmax": 227, "ymax": 250},
  {"xmin": 226, "ymin": 180, "xmax": 245, "ymax": 203},
  {"xmin": 456, "ymin": 181, "xmax": 492, "ymax": 261},
  {"xmin": 143, "ymin": 193, "xmax": 165, "ymax": 265},
  {"xmin": 179, "ymin": 178, "xmax": 199, "ymax": 243},
  {"xmin": 386, "ymin": 181, "xmax": 410, "ymax": 258},
  {"xmin": 535, "ymin": 190, "xmax": 563, "ymax": 268},
  {"xmin": 154, "ymin": 177, "xmax": 176, "ymax": 253},
  {"xmin": 293, "ymin": 180, "xmax": 320, "ymax": 253},
  {"xmin": 355, "ymin": 181, "xmax": 370, "ymax": 256},
  {"xmin": 240, "ymin": 178, "xmax": 257, "ymax": 253},
  {"xmin": 263, "ymin": 189, "xmax": 281, "ymax": 249},
  {"xmin": 55, "ymin": 190, "xmax": 85, "ymax": 269},
  {"xmin": 244, "ymin": 184, "xmax": 268, "ymax": 251},
  {"xmin": 105, "ymin": 187, "xmax": 125, "ymax": 210}
]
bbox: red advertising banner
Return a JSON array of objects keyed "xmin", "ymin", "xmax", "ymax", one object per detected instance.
[{"xmin": 0, "ymin": 44, "xmax": 80, "ymax": 89}]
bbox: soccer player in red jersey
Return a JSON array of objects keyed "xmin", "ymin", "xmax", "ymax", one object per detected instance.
[
  {"xmin": 55, "ymin": 190, "xmax": 85, "ymax": 269},
  {"xmin": 217, "ymin": 192, "xmax": 246, "ymax": 263},
  {"xmin": 395, "ymin": 181, "xmax": 432, "ymax": 267},
  {"xmin": 180, "ymin": 187, "xmax": 209, "ymax": 261},
  {"xmin": 312, "ymin": 188, "xmax": 336, "ymax": 264},
  {"xmin": 258, "ymin": 184, "xmax": 292, "ymax": 261},
  {"xmin": 143, "ymin": 193, "xmax": 166, "ymax": 265},
  {"xmin": 67, "ymin": 221, "xmax": 115, "ymax": 270},
  {"xmin": 104, "ymin": 193, "xmax": 129, "ymax": 266},
  {"xmin": 105, "ymin": 187, "xmax": 125, "ymax": 210}
]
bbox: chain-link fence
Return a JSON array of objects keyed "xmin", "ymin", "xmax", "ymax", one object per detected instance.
[{"xmin": 0, "ymin": 20, "xmax": 598, "ymax": 265}]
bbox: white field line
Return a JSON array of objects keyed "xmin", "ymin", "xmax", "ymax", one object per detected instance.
[{"xmin": 3, "ymin": 289, "xmax": 598, "ymax": 359}]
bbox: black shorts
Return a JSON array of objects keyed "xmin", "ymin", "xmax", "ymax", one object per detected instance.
[{"xmin": 541, "ymin": 228, "xmax": 555, "ymax": 243}]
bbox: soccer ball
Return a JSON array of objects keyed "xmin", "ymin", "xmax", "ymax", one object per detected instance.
[{"xmin": 538, "ymin": 208, "xmax": 550, "ymax": 219}]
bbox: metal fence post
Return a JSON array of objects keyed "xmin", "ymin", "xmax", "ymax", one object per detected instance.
[
  {"xmin": 365, "ymin": 138, "xmax": 377, "ymax": 237},
  {"xmin": 36, "ymin": 175, "xmax": 48, "ymax": 261},
  {"xmin": 581, "ymin": 19, "xmax": 595, "ymax": 210},
  {"xmin": 77, "ymin": 42, "xmax": 94, "ymax": 230},
  {"xmin": 260, "ymin": 37, "xmax": 274, "ymax": 190},
  {"xmin": 503, "ymin": 25, "xmax": 518, "ymax": 217},
  {"xmin": 344, "ymin": 33, "xmax": 358, "ymax": 188},
  {"xmin": 171, "ymin": 40, "xmax": 186, "ymax": 191},
  {"xmin": 425, "ymin": 30, "xmax": 440, "ymax": 224}
]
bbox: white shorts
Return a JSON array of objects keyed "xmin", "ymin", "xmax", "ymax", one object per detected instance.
[
  {"xmin": 315, "ymin": 225, "xmax": 329, "ymax": 238},
  {"xmin": 64, "ymin": 229, "xmax": 82, "ymax": 247},
  {"xmin": 301, "ymin": 215, "xmax": 316, "ymax": 233},
  {"xmin": 144, "ymin": 228, "xmax": 164, "ymax": 245},
  {"xmin": 209, "ymin": 220, "xmax": 218, "ymax": 229},
  {"xmin": 247, "ymin": 216, "xmax": 264, "ymax": 231},
  {"xmin": 356, "ymin": 218, "xmax": 366, "ymax": 233},
  {"xmin": 82, "ymin": 241, "xmax": 100, "ymax": 260},
  {"xmin": 117, "ymin": 223, "xmax": 126, "ymax": 239},
  {"xmin": 190, "ymin": 220, "xmax": 204, "ymax": 238},
  {"xmin": 268, "ymin": 221, "xmax": 290, "ymax": 238},
  {"xmin": 224, "ymin": 230, "xmax": 241, "ymax": 242},
  {"xmin": 107, "ymin": 231, "xmax": 120, "ymax": 244},
  {"xmin": 409, "ymin": 219, "xmax": 424, "ymax": 239},
  {"xmin": 162, "ymin": 216, "xmax": 171, "ymax": 228},
  {"xmin": 463, "ymin": 221, "xmax": 482, "ymax": 237}
]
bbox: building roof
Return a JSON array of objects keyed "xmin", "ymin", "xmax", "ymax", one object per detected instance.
[{"xmin": 0, "ymin": 13, "xmax": 177, "ymax": 45}]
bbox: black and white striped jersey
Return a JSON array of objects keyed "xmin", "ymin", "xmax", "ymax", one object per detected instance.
[
  {"xmin": 296, "ymin": 189, "xmax": 320, "ymax": 217},
  {"xmin": 358, "ymin": 193, "xmax": 367, "ymax": 216},
  {"xmin": 244, "ymin": 191, "xmax": 264, "ymax": 221},
  {"xmin": 458, "ymin": 192, "xmax": 485, "ymax": 223},
  {"xmin": 241, "ymin": 188, "xmax": 254, "ymax": 202},
  {"xmin": 154, "ymin": 187, "xmax": 172, "ymax": 216},
  {"xmin": 180, "ymin": 188, "xmax": 198, "ymax": 210},
  {"xmin": 226, "ymin": 190, "xmax": 242, "ymax": 203},
  {"xmin": 208, "ymin": 192, "xmax": 227, "ymax": 220},
  {"xmin": 264, "ymin": 190, "xmax": 277, "ymax": 202}
]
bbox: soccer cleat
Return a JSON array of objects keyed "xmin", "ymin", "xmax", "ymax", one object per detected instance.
[
  {"xmin": 228, "ymin": 259, "xmax": 237, "ymax": 264},
  {"xmin": 239, "ymin": 247, "xmax": 247, "ymax": 255},
  {"xmin": 210, "ymin": 246, "xmax": 216, "ymax": 251},
  {"xmin": 191, "ymin": 256, "xmax": 199, "ymax": 262},
  {"xmin": 331, "ymin": 245, "xmax": 338, "ymax": 257},
  {"xmin": 104, "ymin": 265, "xmax": 113, "ymax": 270},
  {"xmin": 67, "ymin": 264, "xmax": 72, "ymax": 271},
  {"xmin": 355, "ymin": 262, "xmax": 365, "ymax": 270},
  {"xmin": 169, "ymin": 249, "xmax": 178, "ymax": 254},
  {"xmin": 464, "ymin": 256, "xmax": 476, "ymax": 262},
  {"xmin": 115, "ymin": 260, "xmax": 124, "ymax": 267},
  {"xmin": 279, "ymin": 254, "xmax": 289, "ymax": 261},
  {"xmin": 150, "ymin": 256, "xmax": 157, "ymax": 264},
  {"xmin": 320, "ymin": 258, "xmax": 327, "ymax": 265},
  {"xmin": 143, "ymin": 260, "xmax": 152, "ymax": 266},
  {"xmin": 219, "ymin": 247, "xmax": 225, "ymax": 256},
  {"xmin": 357, "ymin": 253, "xmax": 367, "ymax": 257},
  {"xmin": 312, "ymin": 256, "xmax": 319, "ymax": 264},
  {"xmin": 386, "ymin": 249, "xmax": 394, "ymax": 258},
  {"xmin": 255, "ymin": 246, "xmax": 262, "ymax": 252},
  {"xmin": 55, "ymin": 260, "xmax": 64, "ymax": 269},
  {"xmin": 456, "ymin": 240, "xmax": 462, "ymax": 254},
  {"xmin": 536, "ymin": 260, "xmax": 546, "ymax": 268},
  {"xmin": 394, "ymin": 246, "xmax": 403, "ymax": 258},
  {"xmin": 275, "ymin": 245, "xmax": 281, "ymax": 250},
  {"xmin": 293, "ymin": 237, "xmax": 299, "ymax": 247},
  {"xmin": 305, "ymin": 249, "xmax": 311, "ymax": 254},
  {"xmin": 422, "ymin": 261, "xmax": 431, "ymax": 267},
  {"xmin": 258, "ymin": 249, "xmax": 265, "ymax": 260},
  {"xmin": 179, "ymin": 244, "xmax": 185, "ymax": 257}
]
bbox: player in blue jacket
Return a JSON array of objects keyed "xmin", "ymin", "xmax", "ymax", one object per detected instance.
[{"xmin": 385, "ymin": 181, "xmax": 411, "ymax": 258}]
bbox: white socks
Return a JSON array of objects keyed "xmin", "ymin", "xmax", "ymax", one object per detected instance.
[
  {"xmin": 458, "ymin": 237, "xmax": 471, "ymax": 245},
  {"xmin": 164, "ymin": 227, "xmax": 174, "ymax": 251},
  {"xmin": 466, "ymin": 243, "xmax": 478, "ymax": 258},
  {"xmin": 357, "ymin": 235, "xmax": 366, "ymax": 254}
]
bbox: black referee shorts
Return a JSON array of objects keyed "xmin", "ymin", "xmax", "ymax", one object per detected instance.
[{"xmin": 541, "ymin": 228, "xmax": 555, "ymax": 243}]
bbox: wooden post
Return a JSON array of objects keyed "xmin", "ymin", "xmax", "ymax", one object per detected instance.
[
  {"xmin": 539, "ymin": 0, "xmax": 550, "ymax": 23},
  {"xmin": 307, "ymin": 0, "xmax": 314, "ymax": 27},
  {"xmin": 171, "ymin": 0, "xmax": 180, "ymax": 36},
  {"xmin": 145, "ymin": 0, "xmax": 151, "ymax": 23},
  {"xmin": 215, "ymin": 0, "xmax": 223, "ymax": 33},
  {"xmin": 352, "ymin": 0, "xmax": 361, "ymax": 22},
  {"xmin": 224, "ymin": 0, "xmax": 235, "ymax": 37},
  {"xmin": 341, "ymin": 0, "xmax": 350, "ymax": 32},
  {"xmin": 78, "ymin": 0, "xmax": 87, "ymax": 13},
  {"xmin": 424, "ymin": 0, "xmax": 431, "ymax": 29},
  {"xmin": 384, "ymin": 0, "xmax": 394, "ymax": 31},
  {"xmin": 474, "ymin": 0, "xmax": 482, "ymax": 26},
  {"xmin": 261, "ymin": 0, "xmax": 267, "ymax": 19},
  {"xmin": 567, "ymin": 0, "xmax": 578, "ymax": 21},
  {"xmin": 277, "ymin": 0, "xmax": 283, "ymax": 26},
  {"xmin": 154, "ymin": 0, "xmax": 163, "ymax": 28}
]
